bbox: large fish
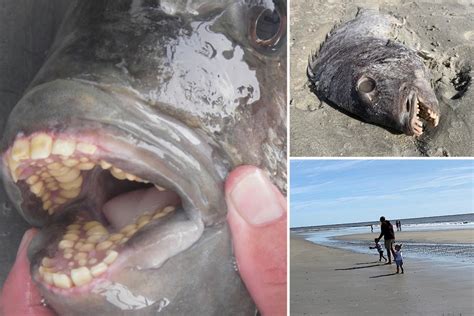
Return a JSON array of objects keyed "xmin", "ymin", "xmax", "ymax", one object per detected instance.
[
  {"xmin": 307, "ymin": 9, "xmax": 440, "ymax": 136},
  {"xmin": 0, "ymin": 0, "xmax": 287, "ymax": 314}
]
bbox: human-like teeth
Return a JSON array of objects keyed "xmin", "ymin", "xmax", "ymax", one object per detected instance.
[
  {"xmin": 6, "ymin": 155, "xmax": 21, "ymax": 182},
  {"xmin": 43, "ymin": 200, "xmax": 52, "ymax": 210},
  {"xmin": 73, "ymin": 252, "xmax": 88, "ymax": 261},
  {"xmin": 162, "ymin": 206, "xmax": 176, "ymax": 214},
  {"xmin": 59, "ymin": 187, "xmax": 81, "ymax": 199},
  {"xmin": 62, "ymin": 158, "xmax": 79, "ymax": 167},
  {"xmin": 90, "ymin": 262, "xmax": 108, "ymax": 277},
  {"xmin": 49, "ymin": 166, "xmax": 71, "ymax": 177},
  {"xmin": 120, "ymin": 224, "xmax": 137, "ymax": 235},
  {"xmin": 86, "ymin": 225, "xmax": 108, "ymax": 236},
  {"xmin": 26, "ymin": 175, "xmax": 39, "ymax": 185},
  {"xmin": 108, "ymin": 233, "xmax": 124, "ymax": 242},
  {"xmin": 96, "ymin": 240, "xmax": 113, "ymax": 251},
  {"xmin": 70, "ymin": 267, "xmax": 93, "ymax": 287},
  {"xmin": 87, "ymin": 235, "xmax": 105, "ymax": 243},
  {"xmin": 11, "ymin": 139, "xmax": 30, "ymax": 161},
  {"xmin": 110, "ymin": 167, "xmax": 126, "ymax": 180},
  {"xmin": 31, "ymin": 134, "xmax": 53, "ymax": 160},
  {"xmin": 155, "ymin": 185, "xmax": 166, "ymax": 191},
  {"xmin": 51, "ymin": 138, "xmax": 76, "ymax": 156},
  {"xmin": 8, "ymin": 134, "xmax": 156, "ymax": 221},
  {"xmin": 55, "ymin": 168, "xmax": 80, "ymax": 183},
  {"xmin": 78, "ymin": 162, "xmax": 95, "ymax": 170},
  {"xmin": 42, "ymin": 257, "xmax": 54, "ymax": 267},
  {"xmin": 59, "ymin": 176, "xmax": 83, "ymax": 190},
  {"xmin": 84, "ymin": 221, "xmax": 101, "ymax": 231},
  {"xmin": 43, "ymin": 272, "xmax": 54, "ymax": 285},
  {"xmin": 30, "ymin": 181, "xmax": 45, "ymax": 196},
  {"xmin": 99, "ymin": 160, "xmax": 112, "ymax": 169},
  {"xmin": 53, "ymin": 273, "xmax": 72, "ymax": 289},
  {"xmin": 58, "ymin": 240, "xmax": 75, "ymax": 249},
  {"xmin": 103, "ymin": 250, "xmax": 118, "ymax": 265},
  {"xmin": 79, "ymin": 243, "xmax": 95, "ymax": 252},
  {"xmin": 76, "ymin": 142, "xmax": 97, "ymax": 155},
  {"xmin": 64, "ymin": 233, "xmax": 79, "ymax": 241}
]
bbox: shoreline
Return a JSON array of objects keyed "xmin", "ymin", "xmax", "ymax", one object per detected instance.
[
  {"xmin": 334, "ymin": 228, "xmax": 474, "ymax": 244},
  {"xmin": 290, "ymin": 235, "xmax": 474, "ymax": 315}
]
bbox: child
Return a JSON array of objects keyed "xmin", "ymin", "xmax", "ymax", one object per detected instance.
[
  {"xmin": 369, "ymin": 238, "xmax": 387, "ymax": 262},
  {"xmin": 394, "ymin": 244, "xmax": 404, "ymax": 274}
]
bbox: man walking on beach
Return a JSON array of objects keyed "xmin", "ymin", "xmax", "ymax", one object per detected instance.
[{"xmin": 375, "ymin": 216, "xmax": 395, "ymax": 264}]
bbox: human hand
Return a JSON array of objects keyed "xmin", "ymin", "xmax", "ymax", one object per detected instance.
[
  {"xmin": 225, "ymin": 165, "xmax": 287, "ymax": 316},
  {"xmin": 0, "ymin": 228, "xmax": 54, "ymax": 316}
]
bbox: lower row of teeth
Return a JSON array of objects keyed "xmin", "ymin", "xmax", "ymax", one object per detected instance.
[
  {"xmin": 3, "ymin": 133, "xmax": 157, "ymax": 214},
  {"xmin": 38, "ymin": 205, "xmax": 175, "ymax": 289}
]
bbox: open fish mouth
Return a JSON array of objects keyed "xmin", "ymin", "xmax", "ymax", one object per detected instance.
[
  {"xmin": 1, "ymin": 129, "xmax": 220, "ymax": 293},
  {"xmin": 407, "ymin": 92, "xmax": 439, "ymax": 137}
]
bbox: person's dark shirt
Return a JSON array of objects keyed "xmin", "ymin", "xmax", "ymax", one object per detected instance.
[{"xmin": 378, "ymin": 221, "xmax": 395, "ymax": 240}]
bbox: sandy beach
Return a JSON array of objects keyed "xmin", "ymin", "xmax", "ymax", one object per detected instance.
[
  {"xmin": 290, "ymin": 0, "xmax": 473, "ymax": 156},
  {"xmin": 335, "ymin": 229, "xmax": 474, "ymax": 244},
  {"xmin": 290, "ymin": 236, "xmax": 474, "ymax": 315}
]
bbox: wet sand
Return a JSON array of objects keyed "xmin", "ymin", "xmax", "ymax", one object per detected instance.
[
  {"xmin": 290, "ymin": 0, "xmax": 473, "ymax": 156},
  {"xmin": 291, "ymin": 236, "xmax": 474, "ymax": 315},
  {"xmin": 335, "ymin": 229, "xmax": 474, "ymax": 243}
]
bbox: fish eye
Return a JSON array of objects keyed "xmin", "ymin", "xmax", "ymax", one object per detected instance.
[
  {"xmin": 357, "ymin": 77, "xmax": 376, "ymax": 93},
  {"xmin": 249, "ymin": 7, "xmax": 285, "ymax": 49}
]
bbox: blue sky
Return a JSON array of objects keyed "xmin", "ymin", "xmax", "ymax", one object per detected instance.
[{"xmin": 290, "ymin": 160, "xmax": 474, "ymax": 227}]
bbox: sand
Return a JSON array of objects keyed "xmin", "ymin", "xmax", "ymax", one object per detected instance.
[
  {"xmin": 290, "ymin": 0, "xmax": 473, "ymax": 156},
  {"xmin": 290, "ymin": 236, "xmax": 474, "ymax": 315},
  {"xmin": 335, "ymin": 229, "xmax": 474, "ymax": 244}
]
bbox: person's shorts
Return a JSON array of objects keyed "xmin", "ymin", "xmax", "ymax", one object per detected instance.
[{"xmin": 384, "ymin": 239, "xmax": 395, "ymax": 249}]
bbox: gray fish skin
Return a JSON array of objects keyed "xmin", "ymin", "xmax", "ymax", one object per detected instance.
[
  {"xmin": 0, "ymin": 0, "xmax": 286, "ymax": 315},
  {"xmin": 308, "ymin": 9, "xmax": 440, "ymax": 136}
]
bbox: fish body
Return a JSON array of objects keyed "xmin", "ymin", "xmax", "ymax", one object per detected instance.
[
  {"xmin": 307, "ymin": 10, "xmax": 439, "ymax": 136},
  {"xmin": 0, "ymin": 0, "xmax": 286, "ymax": 314}
]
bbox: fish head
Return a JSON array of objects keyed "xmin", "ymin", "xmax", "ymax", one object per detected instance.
[
  {"xmin": 0, "ymin": 0, "xmax": 286, "ymax": 314},
  {"xmin": 355, "ymin": 55, "xmax": 439, "ymax": 136}
]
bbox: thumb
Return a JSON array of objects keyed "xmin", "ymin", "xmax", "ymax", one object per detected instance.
[
  {"xmin": 225, "ymin": 166, "xmax": 287, "ymax": 316},
  {"xmin": 0, "ymin": 228, "xmax": 54, "ymax": 316}
]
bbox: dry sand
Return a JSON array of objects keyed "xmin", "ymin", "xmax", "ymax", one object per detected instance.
[
  {"xmin": 290, "ymin": 0, "xmax": 473, "ymax": 156},
  {"xmin": 336, "ymin": 229, "xmax": 474, "ymax": 244},
  {"xmin": 291, "ymin": 236, "xmax": 474, "ymax": 315}
]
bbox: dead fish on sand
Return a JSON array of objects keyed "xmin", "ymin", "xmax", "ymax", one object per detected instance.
[{"xmin": 307, "ymin": 9, "xmax": 440, "ymax": 136}]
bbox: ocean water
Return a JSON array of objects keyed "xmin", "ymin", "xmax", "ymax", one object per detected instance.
[{"xmin": 293, "ymin": 213, "xmax": 474, "ymax": 264}]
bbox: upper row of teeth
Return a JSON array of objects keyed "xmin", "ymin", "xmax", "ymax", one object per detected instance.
[
  {"xmin": 3, "ymin": 133, "xmax": 153, "ymax": 214},
  {"xmin": 413, "ymin": 101, "xmax": 439, "ymax": 136}
]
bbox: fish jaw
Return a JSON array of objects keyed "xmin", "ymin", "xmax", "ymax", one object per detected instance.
[
  {"xmin": 0, "ymin": 79, "xmax": 256, "ymax": 313},
  {"xmin": 405, "ymin": 80, "xmax": 440, "ymax": 137}
]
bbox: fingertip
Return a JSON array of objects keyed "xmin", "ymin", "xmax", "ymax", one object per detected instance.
[{"xmin": 225, "ymin": 165, "xmax": 286, "ymax": 227}]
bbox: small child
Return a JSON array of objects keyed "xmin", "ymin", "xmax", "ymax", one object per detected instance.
[
  {"xmin": 369, "ymin": 238, "xmax": 387, "ymax": 262},
  {"xmin": 394, "ymin": 244, "xmax": 404, "ymax": 274}
]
